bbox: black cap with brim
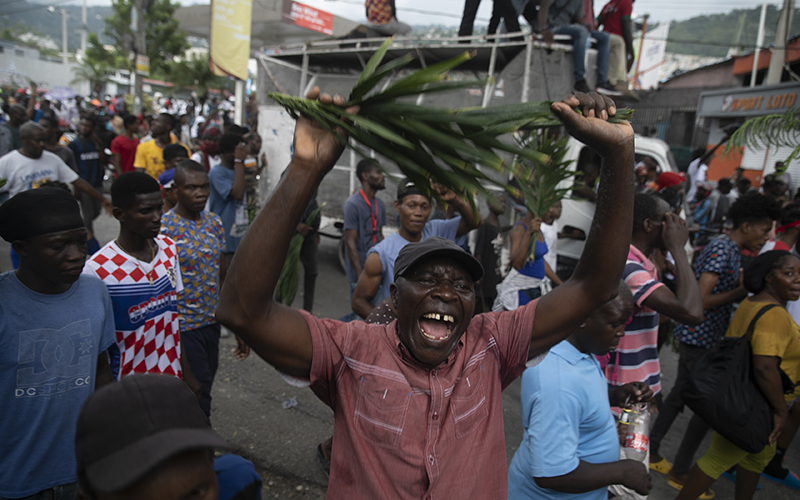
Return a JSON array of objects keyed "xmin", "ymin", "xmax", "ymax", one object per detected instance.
[
  {"xmin": 86, "ymin": 427, "xmax": 228, "ymax": 492},
  {"xmin": 0, "ymin": 187, "xmax": 84, "ymax": 242},
  {"xmin": 394, "ymin": 236, "xmax": 484, "ymax": 283},
  {"xmin": 75, "ymin": 374, "xmax": 229, "ymax": 493}
]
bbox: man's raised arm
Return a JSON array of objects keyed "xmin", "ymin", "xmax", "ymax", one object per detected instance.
[
  {"xmin": 216, "ymin": 88, "xmax": 354, "ymax": 378},
  {"xmin": 529, "ymin": 93, "xmax": 635, "ymax": 357}
]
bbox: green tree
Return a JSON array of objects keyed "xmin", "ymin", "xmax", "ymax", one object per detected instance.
[
  {"xmin": 72, "ymin": 33, "xmax": 118, "ymax": 96},
  {"xmin": 166, "ymin": 54, "xmax": 230, "ymax": 97},
  {"xmin": 103, "ymin": 0, "xmax": 189, "ymax": 75}
]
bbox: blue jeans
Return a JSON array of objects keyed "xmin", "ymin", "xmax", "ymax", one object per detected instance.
[
  {"xmin": 0, "ymin": 482, "xmax": 78, "ymax": 500},
  {"xmin": 552, "ymin": 24, "xmax": 610, "ymax": 84}
]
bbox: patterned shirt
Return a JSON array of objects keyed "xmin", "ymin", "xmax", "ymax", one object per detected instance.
[
  {"xmin": 84, "ymin": 235, "xmax": 184, "ymax": 379},
  {"xmin": 674, "ymin": 235, "xmax": 741, "ymax": 349},
  {"xmin": 302, "ymin": 300, "xmax": 540, "ymax": 499},
  {"xmin": 366, "ymin": 0, "xmax": 393, "ymax": 24},
  {"xmin": 605, "ymin": 245, "xmax": 665, "ymax": 396},
  {"xmin": 161, "ymin": 211, "xmax": 225, "ymax": 331}
]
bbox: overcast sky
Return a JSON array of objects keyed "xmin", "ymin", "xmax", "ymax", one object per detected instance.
[{"xmin": 67, "ymin": 0, "xmax": 786, "ymax": 24}]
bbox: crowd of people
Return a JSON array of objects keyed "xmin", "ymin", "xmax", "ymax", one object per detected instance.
[{"xmin": 0, "ymin": 82, "xmax": 799, "ymax": 500}]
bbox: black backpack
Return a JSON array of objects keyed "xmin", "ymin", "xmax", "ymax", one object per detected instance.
[{"xmin": 683, "ymin": 304, "xmax": 789, "ymax": 453}]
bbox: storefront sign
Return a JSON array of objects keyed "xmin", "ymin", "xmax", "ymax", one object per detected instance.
[{"xmin": 699, "ymin": 83, "xmax": 800, "ymax": 118}]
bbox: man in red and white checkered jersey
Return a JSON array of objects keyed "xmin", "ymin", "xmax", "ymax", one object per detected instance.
[
  {"xmin": 85, "ymin": 172, "xmax": 199, "ymax": 393},
  {"xmin": 218, "ymin": 88, "xmax": 637, "ymax": 499}
]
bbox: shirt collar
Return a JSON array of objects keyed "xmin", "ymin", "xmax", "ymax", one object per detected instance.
[
  {"xmin": 628, "ymin": 244, "xmax": 658, "ymax": 272},
  {"xmin": 551, "ymin": 340, "xmax": 590, "ymax": 366}
]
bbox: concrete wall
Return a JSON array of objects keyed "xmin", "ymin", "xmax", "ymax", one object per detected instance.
[{"xmin": 0, "ymin": 50, "xmax": 88, "ymax": 95}]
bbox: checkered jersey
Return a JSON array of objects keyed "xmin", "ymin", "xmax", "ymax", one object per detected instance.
[{"xmin": 84, "ymin": 235, "xmax": 184, "ymax": 379}]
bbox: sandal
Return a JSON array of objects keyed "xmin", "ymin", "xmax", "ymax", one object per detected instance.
[
  {"xmin": 650, "ymin": 457, "xmax": 672, "ymax": 475},
  {"xmin": 666, "ymin": 477, "xmax": 715, "ymax": 499}
]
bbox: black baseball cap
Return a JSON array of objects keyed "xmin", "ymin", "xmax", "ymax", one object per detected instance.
[
  {"xmin": 394, "ymin": 237, "xmax": 484, "ymax": 282},
  {"xmin": 75, "ymin": 374, "xmax": 229, "ymax": 493}
]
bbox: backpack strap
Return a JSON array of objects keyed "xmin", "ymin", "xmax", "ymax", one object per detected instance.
[{"xmin": 744, "ymin": 304, "xmax": 778, "ymax": 343}]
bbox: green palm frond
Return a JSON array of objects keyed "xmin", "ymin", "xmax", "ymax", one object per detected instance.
[
  {"xmin": 725, "ymin": 109, "xmax": 800, "ymax": 165},
  {"xmin": 509, "ymin": 131, "xmax": 575, "ymax": 261},
  {"xmin": 268, "ymin": 37, "xmax": 633, "ymax": 215}
]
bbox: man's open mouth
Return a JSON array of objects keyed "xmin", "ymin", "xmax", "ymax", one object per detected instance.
[{"xmin": 419, "ymin": 312, "xmax": 455, "ymax": 340}]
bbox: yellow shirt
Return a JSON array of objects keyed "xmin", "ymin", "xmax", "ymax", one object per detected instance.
[
  {"xmin": 133, "ymin": 135, "xmax": 189, "ymax": 178},
  {"xmin": 726, "ymin": 298, "xmax": 800, "ymax": 403}
]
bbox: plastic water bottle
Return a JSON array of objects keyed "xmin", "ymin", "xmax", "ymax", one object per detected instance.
[{"xmin": 622, "ymin": 403, "xmax": 650, "ymax": 462}]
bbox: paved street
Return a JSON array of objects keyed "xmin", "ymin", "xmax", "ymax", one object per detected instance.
[{"xmin": 1, "ymin": 208, "xmax": 798, "ymax": 499}]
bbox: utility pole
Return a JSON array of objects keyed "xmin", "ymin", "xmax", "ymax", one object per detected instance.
[
  {"xmin": 767, "ymin": 0, "xmax": 794, "ymax": 85},
  {"xmin": 48, "ymin": 6, "xmax": 69, "ymax": 65},
  {"xmin": 132, "ymin": 0, "xmax": 146, "ymax": 115},
  {"xmin": 81, "ymin": 0, "xmax": 87, "ymax": 54},
  {"xmin": 61, "ymin": 9, "xmax": 68, "ymax": 65},
  {"xmin": 751, "ymin": 3, "xmax": 768, "ymax": 88}
]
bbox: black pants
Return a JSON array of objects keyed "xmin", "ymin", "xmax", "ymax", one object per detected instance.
[
  {"xmin": 650, "ymin": 341, "xmax": 710, "ymax": 474},
  {"xmin": 300, "ymin": 232, "xmax": 318, "ymax": 312},
  {"xmin": 182, "ymin": 323, "xmax": 221, "ymax": 418},
  {"xmin": 487, "ymin": 0, "xmax": 522, "ymax": 35}
]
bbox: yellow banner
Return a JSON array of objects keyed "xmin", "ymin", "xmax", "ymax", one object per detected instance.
[{"xmin": 209, "ymin": 0, "xmax": 252, "ymax": 81}]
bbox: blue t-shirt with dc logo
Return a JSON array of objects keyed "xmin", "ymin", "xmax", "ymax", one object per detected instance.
[{"xmin": 0, "ymin": 272, "xmax": 115, "ymax": 498}]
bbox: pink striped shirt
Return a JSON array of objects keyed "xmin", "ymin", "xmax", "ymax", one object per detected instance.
[{"xmin": 605, "ymin": 245, "xmax": 664, "ymax": 395}]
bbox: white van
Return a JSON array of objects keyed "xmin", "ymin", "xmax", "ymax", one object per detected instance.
[{"xmin": 555, "ymin": 135, "xmax": 678, "ymax": 277}]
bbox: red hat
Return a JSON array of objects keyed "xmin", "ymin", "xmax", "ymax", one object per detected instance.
[{"xmin": 656, "ymin": 172, "xmax": 686, "ymax": 191}]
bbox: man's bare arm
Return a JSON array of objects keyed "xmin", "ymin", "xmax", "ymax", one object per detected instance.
[
  {"xmin": 530, "ymin": 93, "xmax": 635, "ymax": 358},
  {"xmin": 345, "ymin": 229, "xmax": 363, "ymax": 277},
  {"xmin": 451, "ymin": 196, "xmax": 481, "ymax": 236},
  {"xmin": 72, "ymin": 178, "xmax": 114, "ymax": 215},
  {"xmin": 352, "ymin": 253, "xmax": 383, "ymax": 318},
  {"xmin": 216, "ymin": 88, "xmax": 353, "ymax": 378},
  {"xmin": 642, "ymin": 212, "xmax": 703, "ymax": 325},
  {"xmin": 698, "ymin": 271, "xmax": 746, "ymax": 310}
]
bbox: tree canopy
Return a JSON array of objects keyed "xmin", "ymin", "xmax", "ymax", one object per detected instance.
[{"xmin": 103, "ymin": 0, "xmax": 189, "ymax": 75}]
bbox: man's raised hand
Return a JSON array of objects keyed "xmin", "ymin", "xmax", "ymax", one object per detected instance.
[
  {"xmin": 292, "ymin": 87, "xmax": 359, "ymax": 175},
  {"xmin": 551, "ymin": 92, "xmax": 634, "ymax": 158}
]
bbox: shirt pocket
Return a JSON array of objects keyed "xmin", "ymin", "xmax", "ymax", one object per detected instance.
[
  {"xmin": 355, "ymin": 375, "xmax": 411, "ymax": 450},
  {"xmin": 450, "ymin": 366, "xmax": 489, "ymax": 439}
]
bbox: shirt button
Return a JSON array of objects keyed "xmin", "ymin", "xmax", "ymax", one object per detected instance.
[
  {"xmin": 432, "ymin": 412, "xmax": 439, "ymax": 421},
  {"xmin": 428, "ymin": 455, "xmax": 434, "ymax": 464}
]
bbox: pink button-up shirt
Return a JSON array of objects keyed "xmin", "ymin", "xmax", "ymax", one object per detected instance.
[{"xmin": 300, "ymin": 299, "xmax": 538, "ymax": 499}]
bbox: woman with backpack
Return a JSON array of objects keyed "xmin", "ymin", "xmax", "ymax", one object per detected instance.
[{"xmin": 677, "ymin": 250, "xmax": 800, "ymax": 500}]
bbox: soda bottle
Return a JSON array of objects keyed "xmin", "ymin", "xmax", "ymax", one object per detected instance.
[{"xmin": 623, "ymin": 402, "xmax": 650, "ymax": 462}]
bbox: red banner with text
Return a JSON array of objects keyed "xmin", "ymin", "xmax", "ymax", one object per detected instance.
[{"xmin": 281, "ymin": 0, "xmax": 334, "ymax": 36}]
